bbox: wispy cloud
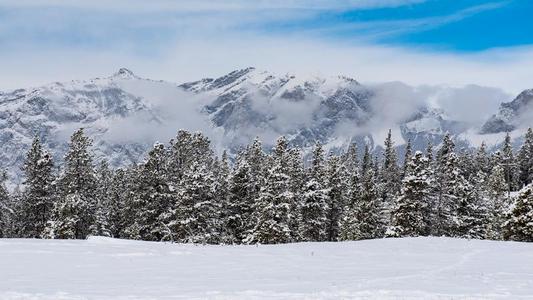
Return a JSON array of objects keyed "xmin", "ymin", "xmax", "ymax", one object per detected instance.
[
  {"xmin": 0, "ymin": 0, "xmax": 426, "ymax": 11},
  {"xmin": 0, "ymin": 0, "xmax": 530, "ymax": 95},
  {"xmin": 302, "ymin": 1, "xmax": 509, "ymax": 41}
]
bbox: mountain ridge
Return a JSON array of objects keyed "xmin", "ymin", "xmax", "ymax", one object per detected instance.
[{"xmin": 0, "ymin": 67, "xmax": 531, "ymax": 184}]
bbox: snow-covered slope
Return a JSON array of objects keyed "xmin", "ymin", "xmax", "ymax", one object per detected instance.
[{"xmin": 0, "ymin": 237, "xmax": 532, "ymax": 299}]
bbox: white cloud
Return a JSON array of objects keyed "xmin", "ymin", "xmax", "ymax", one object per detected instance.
[
  {"xmin": 0, "ymin": 0, "xmax": 530, "ymax": 97},
  {"xmin": 1, "ymin": 35, "xmax": 532, "ymax": 96},
  {"xmin": 0, "ymin": 0, "xmax": 426, "ymax": 11}
]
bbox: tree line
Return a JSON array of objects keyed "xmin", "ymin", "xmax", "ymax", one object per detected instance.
[{"xmin": 0, "ymin": 127, "xmax": 532, "ymax": 243}]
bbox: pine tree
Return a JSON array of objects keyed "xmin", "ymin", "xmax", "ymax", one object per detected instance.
[
  {"xmin": 247, "ymin": 137, "xmax": 293, "ymax": 244},
  {"xmin": 167, "ymin": 130, "xmax": 214, "ymax": 185},
  {"xmin": 107, "ymin": 168, "xmax": 130, "ymax": 238},
  {"xmin": 167, "ymin": 130, "xmax": 193, "ymax": 184},
  {"xmin": 361, "ymin": 144, "xmax": 373, "ymax": 175},
  {"xmin": 340, "ymin": 168, "xmax": 383, "ymax": 240},
  {"xmin": 214, "ymin": 151, "xmax": 231, "ymax": 242},
  {"xmin": 90, "ymin": 161, "xmax": 113, "ymax": 237},
  {"xmin": 45, "ymin": 193, "xmax": 81, "ymax": 239},
  {"xmin": 486, "ymin": 165, "xmax": 509, "ymax": 239},
  {"xmin": 325, "ymin": 155, "xmax": 346, "ymax": 241},
  {"xmin": 339, "ymin": 161, "xmax": 361, "ymax": 240},
  {"xmin": 456, "ymin": 171, "xmax": 489, "ymax": 239},
  {"xmin": 342, "ymin": 142, "xmax": 359, "ymax": 175},
  {"xmin": 286, "ymin": 147, "xmax": 304, "ymax": 241},
  {"xmin": 126, "ymin": 143, "xmax": 173, "ymax": 241},
  {"xmin": 517, "ymin": 128, "xmax": 533, "ymax": 188},
  {"xmin": 457, "ymin": 148, "xmax": 476, "ymax": 180},
  {"xmin": 224, "ymin": 154, "xmax": 254, "ymax": 244},
  {"xmin": 402, "ymin": 139, "xmax": 413, "ymax": 177},
  {"xmin": 503, "ymin": 184, "xmax": 533, "ymax": 242},
  {"xmin": 46, "ymin": 128, "xmax": 96, "ymax": 239},
  {"xmin": 501, "ymin": 132, "xmax": 519, "ymax": 191},
  {"xmin": 474, "ymin": 142, "xmax": 491, "ymax": 174},
  {"xmin": 299, "ymin": 143, "xmax": 329, "ymax": 242},
  {"xmin": 171, "ymin": 161, "xmax": 220, "ymax": 244},
  {"xmin": 433, "ymin": 133, "xmax": 462, "ymax": 236},
  {"xmin": 0, "ymin": 171, "xmax": 12, "ymax": 238},
  {"xmin": 388, "ymin": 151, "xmax": 432, "ymax": 237},
  {"xmin": 245, "ymin": 137, "xmax": 267, "ymax": 207},
  {"xmin": 425, "ymin": 141, "xmax": 434, "ymax": 163},
  {"xmin": 380, "ymin": 129, "xmax": 401, "ymax": 224},
  {"xmin": 19, "ymin": 137, "xmax": 56, "ymax": 238}
]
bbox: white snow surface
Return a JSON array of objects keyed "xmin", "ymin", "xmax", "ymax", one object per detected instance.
[{"xmin": 1, "ymin": 237, "xmax": 532, "ymax": 299}]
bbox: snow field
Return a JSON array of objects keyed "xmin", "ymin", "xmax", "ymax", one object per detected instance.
[{"xmin": 1, "ymin": 237, "xmax": 532, "ymax": 299}]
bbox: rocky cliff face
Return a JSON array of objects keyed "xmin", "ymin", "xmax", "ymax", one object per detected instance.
[{"xmin": 481, "ymin": 89, "xmax": 533, "ymax": 134}]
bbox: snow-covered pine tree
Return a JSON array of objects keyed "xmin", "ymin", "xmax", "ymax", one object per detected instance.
[
  {"xmin": 517, "ymin": 128, "xmax": 533, "ymax": 188},
  {"xmin": 45, "ymin": 128, "xmax": 97, "ymax": 239},
  {"xmin": 107, "ymin": 168, "xmax": 129, "ymax": 238},
  {"xmin": 402, "ymin": 138, "xmax": 413, "ymax": 177},
  {"xmin": 425, "ymin": 141, "xmax": 434, "ymax": 163},
  {"xmin": 0, "ymin": 171, "xmax": 12, "ymax": 238},
  {"xmin": 172, "ymin": 160, "xmax": 220, "ymax": 244},
  {"xmin": 287, "ymin": 147, "xmax": 304, "ymax": 241},
  {"xmin": 503, "ymin": 184, "xmax": 533, "ymax": 242},
  {"xmin": 325, "ymin": 154, "xmax": 346, "ymax": 241},
  {"xmin": 342, "ymin": 142, "xmax": 359, "ymax": 176},
  {"xmin": 457, "ymin": 148, "xmax": 476, "ymax": 180},
  {"xmin": 299, "ymin": 143, "xmax": 329, "ymax": 242},
  {"xmin": 240, "ymin": 138, "xmax": 267, "ymax": 234},
  {"xmin": 247, "ymin": 137, "xmax": 293, "ymax": 244},
  {"xmin": 126, "ymin": 143, "xmax": 173, "ymax": 241},
  {"xmin": 245, "ymin": 137, "xmax": 267, "ymax": 200},
  {"xmin": 437, "ymin": 133, "xmax": 455, "ymax": 159},
  {"xmin": 339, "ymin": 168, "xmax": 360, "ymax": 240},
  {"xmin": 373, "ymin": 155, "xmax": 380, "ymax": 178},
  {"xmin": 90, "ymin": 161, "xmax": 113, "ymax": 237},
  {"xmin": 167, "ymin": 130, "xmax": 193, "ymax": 184},
  {"xmin": 167, "ymin": 130, "xmax": 214, "ymax": 185},
  {"xmin": 387, "ymin": 151, "xmax": 432, "ymax": 237},
  {"xmin": 214, "ymin": 151, "xmax": 231, "ymax": 240},
  {"xmin": 224, "ymin": 152, "xmax": 254, "ymax": 244},
  {"xmin": 486, "ymin": 164, "xmax": 509, "ymax": 239},
  {"xmin": 433, "ymin": 133, "xmax": 463, "ymax": 236},
  {"xmin": 380, "ymin": 129, "xmax": 401, "ymax": 224},
  {"xmin": 456, "ymin": 170, "xmax": 489, "ymax": 239},
  {"xmin": 340, "ymin": 167, "xmax": 383, "ymax": 240},
  {"xmin": 501, "ymin": 132, "xmax": 519, "ymax": 191},
  {"xmin": 474, "ymin": 142, "xmax": 491, "ymax": 175},
  {"xmin": 18, "ymin": 137, "xmax": 56, "ymax": 238},
  {"xmin": 361, "ymin": 143, "xmax": 373, "ymax": 176}
]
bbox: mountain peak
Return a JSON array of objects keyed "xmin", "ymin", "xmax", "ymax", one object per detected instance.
[{"xmin": 113, "ymin": 68, "xmax": 137, "ymax": 79}]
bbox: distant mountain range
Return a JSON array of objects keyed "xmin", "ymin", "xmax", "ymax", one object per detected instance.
[{"xmin": 1, "ymin": 67, "xmax": 532, "ymax": 183}]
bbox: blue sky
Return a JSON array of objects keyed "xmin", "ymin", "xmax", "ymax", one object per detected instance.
[{"xmin": 1, "ymin": 0, "xmax": 532, "ymax": 92}]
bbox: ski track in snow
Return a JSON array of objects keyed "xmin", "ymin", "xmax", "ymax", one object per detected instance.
[{"xmin": 0, "ymin": 237, "xmax": 532, "ymax": 299}]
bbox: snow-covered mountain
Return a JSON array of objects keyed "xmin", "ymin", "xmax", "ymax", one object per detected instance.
[
  {"xmin": 179, "ymin": 67, "xmax": 466, "ymax": 151},
  {"xmin": 0, "ymin": 67, "xmax": 529, "ymax": 184},
  {"xmin": 0, "ymin": 68, "xmax": 164, "ymax": 183},
  {"xmin": 481, "ymin": 89, "xmax": 533, "ymax": 134}
]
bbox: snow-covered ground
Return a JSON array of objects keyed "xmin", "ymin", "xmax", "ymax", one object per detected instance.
[{"xmin": 1, "ymin": 237, "xmax": 532, "ymax": 299}]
